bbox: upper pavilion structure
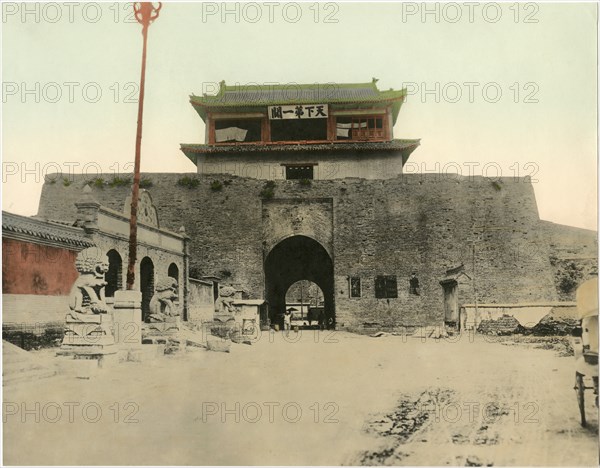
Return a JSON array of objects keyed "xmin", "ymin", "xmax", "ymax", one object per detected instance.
[{"xmin": 180, "ymin": 79, "xmax": 420, "ymax": 180}]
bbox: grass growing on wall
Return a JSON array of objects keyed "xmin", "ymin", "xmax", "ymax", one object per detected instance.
[
  {"xmin": 139, "ymin": 177, "xmax": 153, "ymax": 188},
  {"xmin": 260, "ymin": 180, "xmax": 276, "ymax": 199},
  {"xmin": 109, "ymin": 176, "xmax": 131, "ymax": 188},
  {"xmin": 92, "ymin": 177, "xmax": 105, "ymax": 189},
  {"xmin": 177, "ymin": 176, "xmax": 199, "ymax": 189},
  {"xmin": 210, "ymin": 180, "xmax": 223, "ymax": 192}
]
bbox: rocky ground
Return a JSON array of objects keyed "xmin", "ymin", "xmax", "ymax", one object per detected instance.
[
  {"xmin": 3, "ymin": 331, "xmax": 598, "ymax": 466},
  {"xmin": 494, "ymin": 335, "xmax": 575, "ymax": 357}
]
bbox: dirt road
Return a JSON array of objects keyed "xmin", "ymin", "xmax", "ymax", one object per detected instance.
[{"xmin": 3, "ymin": 331, "xmax": 598, "ymax": 465}]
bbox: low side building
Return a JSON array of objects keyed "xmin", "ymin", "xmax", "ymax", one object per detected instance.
[
  {"xmin": 3, "ymin": 187, "xmax": 191, "ymax": 348},
  {"xmin": 2, "ymin": 211, "xmax": 95, "ymax": 347},
  {"xmin": 72, "ymin": 186, "xmax": 189, "ymax": 321}
]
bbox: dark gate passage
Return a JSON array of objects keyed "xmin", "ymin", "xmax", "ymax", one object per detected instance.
[
  {"xmin": 265, "ymin": 235, "xmax": 335, "ymax": 329},
  {"xmin": 140, "ymin": 256, "xmax": 154, "ymax": 322},
  {"xmin": 105, "ymin": 249, "xmax": 122, "ymax": 298}
]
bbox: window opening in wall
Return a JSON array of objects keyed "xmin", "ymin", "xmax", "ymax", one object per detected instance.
[
  {"xmin": 336, "ymin": 116, "xmax": 385, "ymax": 140},
  {"xmin": 271, "ymin": 119, "xmax": 327, "ymax": 142},
  {"xmin": 285, "ymin": 164, "xmax": 314, "ymax": 180},
  {"xmin": 375, "ymin": 275, "xmax": 398, "ymax": 299},
  {"xmin": 214, "ymin": 118, "xmax": 262, "ymax": 143},
  {"xmin": 349, "ymin": 277, "xmax": 361, "ymax": 298}
]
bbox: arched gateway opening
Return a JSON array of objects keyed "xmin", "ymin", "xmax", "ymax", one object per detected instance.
[
  {"xmin": 140, "ymin": 257, "xmax": 154, "ymax": 322},
  {"xmin": 285, "ymin": 280, "xmax": 324, "ymax": 329},
  {"xmin": 265, "ymin": 235, "xmax": 335, "ymax": 330}
]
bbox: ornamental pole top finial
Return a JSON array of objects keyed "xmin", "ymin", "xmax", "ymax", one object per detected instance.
[{"xmin": 133, "ymin": 2, "xmax": 162, "ymax": 27}]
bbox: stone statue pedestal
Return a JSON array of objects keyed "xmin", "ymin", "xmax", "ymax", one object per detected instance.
[
  {"xmin": 113, "ymin": 290, "xmax": 142, "ymax": 347},
  {"xmin": 55, "ymin": 245, "xmax": 119, "ymax": 373},
  {"xmin": 142, "ymin": 317, "xmax": 183, "ymax": 353},
  {"xmin": 58, "ymin": 312, "xmax": 118, "ymax": 372},
  {"xmin": 143, "ymin": 316, "xmax": 181, "ymax": 338},
  {"xmin": 60, "ymin": 312, "xmax": 116, "ymax": 355}
]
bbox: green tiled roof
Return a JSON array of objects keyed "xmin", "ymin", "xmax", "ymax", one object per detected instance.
[{"xmin": 190, "ymin": 80, "xmax": 407, "ymax": 123}]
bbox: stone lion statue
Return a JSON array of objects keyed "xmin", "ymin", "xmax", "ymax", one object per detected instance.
[
  {"xmin": 147, "ymin": 277, "xmax": 180, "ymax": 322},
  {"xmin": 68, "ymin": 247, "xmax": 109, "ymax": 320},
  {"xmin": 215, "ymin": 285, "xmax": 238, "ymax": 315}
]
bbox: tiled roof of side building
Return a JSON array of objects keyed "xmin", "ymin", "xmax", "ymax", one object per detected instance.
[{"xmin": 2, "ymin": 211, "xmax": 95, "ymax": 249}]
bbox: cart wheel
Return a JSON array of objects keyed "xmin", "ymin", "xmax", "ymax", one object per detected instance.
[{"xmin": 575, "ymin": 372, "xmax": 586, "ymax": 427}]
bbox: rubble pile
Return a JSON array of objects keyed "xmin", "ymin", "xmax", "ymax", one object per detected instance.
[
  {"xmin": 476, "ymin": 314, "xmax": 521, "ymax": 335},
  {"xmin": 530, "ymin": 310, "xmax": 579, "ymax": 336}
]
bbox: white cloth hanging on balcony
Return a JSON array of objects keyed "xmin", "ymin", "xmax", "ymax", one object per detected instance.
[
  {"xmin": 336, "ymin": 127, "xmax": 350, "ymax": 137},
  {"xmin": 215, "ymin": 127, "xmax": 248, "ymax": 142}
]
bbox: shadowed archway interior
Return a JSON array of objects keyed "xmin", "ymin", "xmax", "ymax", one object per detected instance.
[
  {"xmin": 140, "ymin": 256, "xmax": 154, "ymax": 322},
  {"xmin": 105, "ymin": 249, "xmax": 122, "ymax": 298},
  {"xmin": 265, "ymin": 235, "xmax": 334, "ymax": 328}
]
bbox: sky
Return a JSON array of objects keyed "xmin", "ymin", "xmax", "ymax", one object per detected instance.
[{"xmin": 2, "ymin": 2, "xmax": 598, "ymax": 230}]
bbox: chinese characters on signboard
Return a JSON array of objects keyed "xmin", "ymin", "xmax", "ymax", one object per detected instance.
[{"xmin": 269, "ymin": 104, "xmax": 328, "ymax": 120}]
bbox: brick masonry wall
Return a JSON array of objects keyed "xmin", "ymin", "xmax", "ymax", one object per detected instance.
[
  {"xmin": 88, "ymin": 229, "xmax": 185, "ymax": 301},
  {"xmin": 188, "ymin": 280, "xmax": 215, "ymax": 323},
  {"xmin": 541, "ymin": 220, "xmax": 598, "ymax": 301},
  {"xmin": 2, "ymin": 238, "xmax": 78, "ymax": 296},
  {"xmin": 38, "ymin": 172, "xmax": 565, "ymax": 330},
  {"xmin": 193, "ymin": 149, "xmax": 406, "ymax": 180}
]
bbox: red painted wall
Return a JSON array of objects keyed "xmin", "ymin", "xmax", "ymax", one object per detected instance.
[{"xmin": 2, "ymin": 238, "xmax": 78, "ymax": 295}]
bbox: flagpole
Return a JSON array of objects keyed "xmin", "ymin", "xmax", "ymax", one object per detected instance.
[{"xmin": 126, "ymin": 2, "xmax": 162, "ymax": 290}]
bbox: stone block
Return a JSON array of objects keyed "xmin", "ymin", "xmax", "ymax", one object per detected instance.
[
  {"xmin": 127, "ymin": 345, "xmax": 165, "ymax": 362},
  {"xmin": 117, "ymin": 349, "xmax": 129, "ymax": 363},
  {"xmin": 113, "ymin": 290, "xmax": 142, "ymax": 346},
  {"xmin": 206, "ymin": 337, "xmax": 231, "ymax": 353},
  {"xmin": 98, "ymin": 353, "xmax": 119, "ymax": 368},
  {"xmin": 55, "ymin": 356, "xmax": 99, "ymax": 379}
]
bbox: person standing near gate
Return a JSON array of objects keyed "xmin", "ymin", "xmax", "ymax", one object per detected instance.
[
  {"xmin": 409, "ymin": 272, "xmax": 420, "ymax": 296},
  {"xmin": 318, "ymin": 309, "xmax": 325, "ymax": 330},
  {"xmin": 283, "ymin": 308, "xmax": 292, "ymax": 336}
]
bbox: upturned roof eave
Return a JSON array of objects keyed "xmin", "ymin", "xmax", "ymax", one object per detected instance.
[
  {"xmin": 190, "ymin": 91, "xmax": 407, "ymax": 106},
  {"xmin": 190, "ymin": 91, "xmax": 407, "ymax": 123}
]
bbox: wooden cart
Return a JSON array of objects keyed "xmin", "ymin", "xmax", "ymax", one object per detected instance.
[{"xmin": 572, "ymin": 277, "xmax": 598, "ymax": 427}]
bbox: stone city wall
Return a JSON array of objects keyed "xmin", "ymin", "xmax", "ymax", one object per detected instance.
[{"xmin": 38, "ymin": 172, "xmax": 567, "ymax": 330}]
